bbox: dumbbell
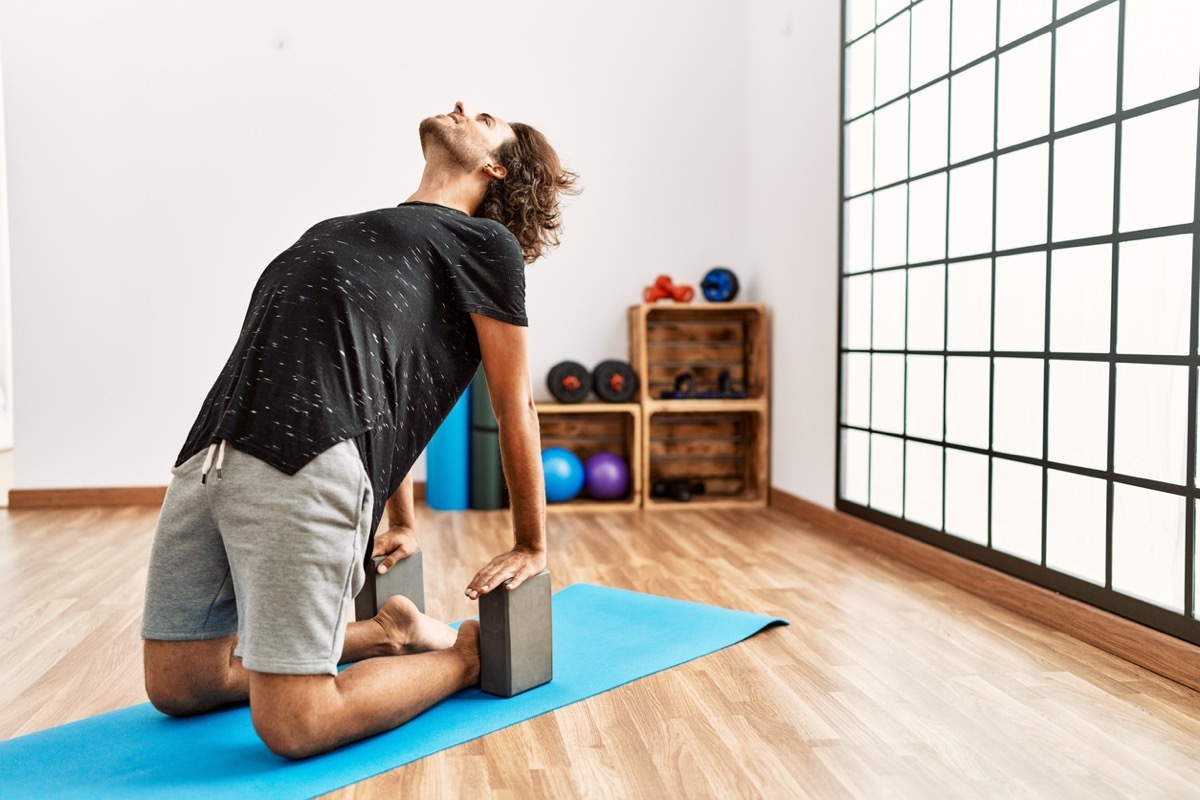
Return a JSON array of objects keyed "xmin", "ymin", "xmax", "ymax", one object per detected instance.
[
  {"xmin": 354, "ymin": 549, "xmax": 426, "ymax": 620},
  {"xmin": 479, "ymin": 568, "xmax": 553, "ymax": 697},
  {"xmin": 643, "ymin": 274, "xmax": 695, "ymax": 303}
]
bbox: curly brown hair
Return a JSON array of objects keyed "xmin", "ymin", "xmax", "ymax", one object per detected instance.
[{"xmin": 476, "ymin": 122, "xmax": 580, "ymax": 264}]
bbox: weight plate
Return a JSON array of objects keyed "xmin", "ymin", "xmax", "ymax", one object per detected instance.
[
  {"xmin": 547, "ymin": 361, "xmax": 592, "ymax": 404},
  {"xmin": 701, "ymin": 267, "xmax": 740, "ymax": 302},
  {"xmin": 592, "ymin": 360, "xmax": 639, "ymax": 403}
]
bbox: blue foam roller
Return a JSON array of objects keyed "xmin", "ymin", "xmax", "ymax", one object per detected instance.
[{"xmin": 425, "ymin": 388, "xmax": 471, "ymax": 510}]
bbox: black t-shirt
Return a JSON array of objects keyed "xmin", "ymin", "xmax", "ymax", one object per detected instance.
[{"xmin": 176, "ymin": 201, "xmax": 527, "ymax": 532}]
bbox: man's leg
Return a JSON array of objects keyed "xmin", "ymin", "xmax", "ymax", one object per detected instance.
[
  {"xmin": 144, "ymin": 591, "xmax": 457, "ymax": 716},
  {"xmin": 250, "ymin": 620, "xmax": 480, "ymax": 759}
]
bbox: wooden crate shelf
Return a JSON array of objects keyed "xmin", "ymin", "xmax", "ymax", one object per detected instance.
[
  {"xmin": 641, "ymin": 406, "xmax": 769, "ymax": 510},
  {"xmin": 628, "ymin": 302, "xmax": 770, "ymax": 510},
  {"xmin": 628, "ymin": 302, "xmax": 769, "ymax": 404},
  {"xmin": 535, "ymin": 402, "xmax": 642, "ymax": 512}
]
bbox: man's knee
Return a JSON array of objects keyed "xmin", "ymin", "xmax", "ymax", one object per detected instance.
[
  {"xmin": 249, "ymin": 673, "xmax": 338, "ymax": 760},
  {"xmin": 143, "ymin": 636, "xmax": 240, "ymax": 716}
]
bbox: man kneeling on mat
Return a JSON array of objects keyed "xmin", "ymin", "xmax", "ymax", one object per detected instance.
[{"xmin": 140, "ymin": 102, "xmax": 577, "ymax": 758}]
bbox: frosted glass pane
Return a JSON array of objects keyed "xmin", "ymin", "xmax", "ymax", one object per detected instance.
[
  {"xmin": 996, "ymin": 144, "xmax": 1049, "ymax": 251},
  {"xmin": 1057, "ymin": 0, "xmax": 1095, "ymax": 17},
  {"xmin": 906, "ymin": 441, "xmax": 945, "ymax": 529},
  {"xmin": 874, "ymin": 185, "xmax": 909, "ymax": 268},
  {"xmin": 1112, "ymin": 484, "xmax": 1185, "ymax": 612},
  {"xmin": 948, "ymin": 160, "xmax": 994, "ymax": 257},
  {"xmin": 841, "ymin": 428, "xmax": 870, "ymax": 504},
  {"xmin": 951, "ymin": 0, "xmax": 997, "ymax": 70},
  {"xmin": 844, "ymin": 196, "xmax": 874, "ymax": 274},
  {"xmin": 877, "ymin": 0, "xmax": 908, "ymax": 24},
  {"xmin": 875, "ymin": 99, "xmax": 909, "ymax": 188},
  {"xmin": 997, "ymin": 34, "xmax": 1051, "ymax": 149},
  {"xmin": 947, "ymin": 259, "xmax": 992, "ymax": 351},
  {"xmin": 992, "ymin": 458, "xmax": 1043, "ymax": 562},
  {"xmin": 846, "ymin": 0, "xmax": 875, "ymax": 43},
  {"xmin": 1114, "ymin": 364, "xmax": 1189, "ymax": 485},
  {"xmin": 1046, "ymin": 469, "xmax": 1107, "ymax": 585},
  {"xmin": 872, "ymin": 354, "xmax": 906, "ymax": 434},
  {"xmin": 945, "ymin": 448, "xmax": 989, "ymax": 543},
  {"xmin": 993, "ymin": 357, "xmax": 1044, "ymax": 458},
  {"xmin": 844, "ymin": 352, "xmax": 872, "ymax": 427},
  {"xmin": 844, "ymin": 114, "xmax": 874, "ymax": 198},
  {"xmin": 870, "ymin": 433, "xmax": 905, "ymax": 516},
  {"xmin": 1124, "ymin": 0, "xmax": 1200, "ymax": 110},
  {"xmin": 845, "ymin": 273, "xmax": 872, "ymax": 349},
  {"xmin": 910, "ymin": 80, "xmax": 949, "ymax": 176},
  {"xmin": 846, "ymin": 35, "xmax": 876, "ymax": 120},
  {"xmin": 946, "ymin": 356, "xmax": 991, "ymax": 447},
  {"xmin": 873, "ymin": 269, "xmax": 907, "ymax": 349},
  {"xmin": 1050, "ymin": 244, "xmax": 1112, "ymax": 353},
  {"xmin": 950, "ymin": 59, "xmax": 996, "ymax": 164},
  {"xmin": 907, "ymin": 355, "xmax": 945, "ymax": 441},
  {"xmin": 1117, "ymin": 235, "xmax": 1193, "ymax": 356},
  {"xmin": 1052, "ymin": 125, "xmax": 1115, "ymax": 242},
  {"xmin": 908, "ymin": 173, "xmax": 947, "ymax": 264},
  {"xmin": 994, "ymin": 253, "xmax": 1047, "ymax": 352},
  {"xmin": 1120, "ymin": 101, "xmax": 1198, "ymax": 233},
  {"xmin": 1000, "ymin": 0, "xmax": 1051, "ymax": 45},
  {"xmin": 876, "ymin": 12, "xmax": 911, "ymax": 107},
  {"xmin": 1048, "ymin": 360, "xmax": 1110, "ymax": 470},
  {"xmin": 908, "ymin": 264, "xmax": 946, "ymax": 350},
  {"xmin": 911, "ymin": 0, "xmax": 950, "ymax": 89},
  {"xmin": 1054, "ymin": 5, "xmax": 1118, "ymax": 131}
]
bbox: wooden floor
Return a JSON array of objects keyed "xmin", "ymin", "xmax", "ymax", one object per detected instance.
[{"xmin": 3, "ymin": 503, "xmax": 1200, "ymax": 798}]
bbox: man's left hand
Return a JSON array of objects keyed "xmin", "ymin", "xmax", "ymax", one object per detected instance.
[
  {"xmin": 465, "ymin": 546, "xmax": 547, "ymax": 599},
  {"xmin": 372, "ymin": 525, "xmax": 419, "ymax": 574}
]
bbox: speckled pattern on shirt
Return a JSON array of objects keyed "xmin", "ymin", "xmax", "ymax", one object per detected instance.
[{"xmin": 176, "ymin": 201, "xmax": 527, "ymax": 532}]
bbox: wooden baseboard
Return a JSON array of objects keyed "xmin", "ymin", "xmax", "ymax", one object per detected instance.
[
  {"xmin": 9, "ymin": 486, "xmax": 168, "ymax": 509},
  {"xmin": 769, "ymin": 486, "xmax": 1200, "ymax": 695}
]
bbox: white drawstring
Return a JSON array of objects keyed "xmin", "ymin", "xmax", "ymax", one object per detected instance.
[{"xmin": 200, "ymin": 441, "xmax": 227, "ymax": 484}]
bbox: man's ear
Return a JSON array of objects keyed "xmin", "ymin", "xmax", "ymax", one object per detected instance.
[{"xmin": 483, "ymin": 162, "xmax": 507, "ymax": 181}]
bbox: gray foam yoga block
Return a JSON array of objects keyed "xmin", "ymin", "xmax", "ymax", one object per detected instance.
[
  {"xmin": 354, "ymin": 547, "xmax": 425, "ymax": 619},
  {"xmin": 479, "ymin": 568, "xmax": 553, "ymax": 697}
]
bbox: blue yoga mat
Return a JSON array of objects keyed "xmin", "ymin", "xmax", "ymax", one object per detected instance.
[{"xmin": 0, "ymin": 584, "xmax": 786, "ymax": 799}]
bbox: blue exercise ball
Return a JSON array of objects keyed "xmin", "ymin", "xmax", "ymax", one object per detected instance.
[{"xmin": 542, "ymin": 447, "xmax": 585, "ymax": 503}]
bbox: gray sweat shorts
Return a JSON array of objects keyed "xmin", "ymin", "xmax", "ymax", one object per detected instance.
[{"xmin": 141, "ymin": 439, "xmax": 374, "ymax": 675}]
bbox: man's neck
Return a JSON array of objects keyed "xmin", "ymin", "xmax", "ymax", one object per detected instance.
[{"xmin": 406, "ymin": 164, "xmax": 488, "ymax": 216}]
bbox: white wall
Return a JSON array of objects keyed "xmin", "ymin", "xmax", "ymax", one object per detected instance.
[
  {"xmin": 0, "ymin": 1, "xmax": 748, "ymax": 489},
  {"xmin": 746, "ymin": 0, "xmax": 841, "ymax": 507},
  {"xmin": 0, "ymin": 41, "xmax": 12, "ymax": 451}
]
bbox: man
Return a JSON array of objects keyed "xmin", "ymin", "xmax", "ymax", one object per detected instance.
[{"xmin": 141, "ymin": 102, "xmax": 578, "ymax": 758}]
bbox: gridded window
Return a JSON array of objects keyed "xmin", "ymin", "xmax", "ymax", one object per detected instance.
[{"xmin": 838, "ymin": 0, "xmax": 1200, "ymax": 644}]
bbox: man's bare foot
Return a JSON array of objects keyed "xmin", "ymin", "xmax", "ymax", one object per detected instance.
[
  {"xmin": 451, "ymin": 620, "xmax": 481, "ymax": 687},
  {"xmin": 374, "ymin": 595, "xmax": 458, "ymax": 654}
]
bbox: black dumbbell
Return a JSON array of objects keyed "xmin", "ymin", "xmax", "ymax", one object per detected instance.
[
  {"xmin": 547, "ymin": 361, "xmax": 591, "ymax": 404},
  {"xmin": 651, "ymin": 479, "xmax": 706, "ymax": 502},
  {"xmin": 593, "ymin": 360, "xmax": 639, "ymax": 403}
]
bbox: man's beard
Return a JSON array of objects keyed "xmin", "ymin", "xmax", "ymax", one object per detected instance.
[{"xmin": 419, "ymin": 117, "xmax": 478, "ymax": 170}]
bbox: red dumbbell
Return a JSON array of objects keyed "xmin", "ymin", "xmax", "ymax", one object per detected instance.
[{"xmin": 643, "ymin": 274, "xmax": 695, "ymax": 303}]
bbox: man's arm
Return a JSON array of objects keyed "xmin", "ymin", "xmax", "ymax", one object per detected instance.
[
  {"xmin": 372, "ymin": 472, "xmax": 419, "ymax": 574},
  {"xmin": 464, "ymin": 312, "xmax": 547, "ymax": 598}
]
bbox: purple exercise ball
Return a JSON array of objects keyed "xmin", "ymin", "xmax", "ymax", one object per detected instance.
[{"xmin": 585, "ymin": 452, "xmax": 630, "ymax": 500}]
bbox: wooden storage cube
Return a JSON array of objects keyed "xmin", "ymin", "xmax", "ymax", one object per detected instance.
[
  {"xmin": 536, "ymin": 403, "xmax": 641, "ymax": 511},
  {"xmin": 628, "ymin": 303, "xmax": 768, "ymax": 403},
  {"xmin": 643, "ymin": 408, "xmax": 768, "ymax": 509}
]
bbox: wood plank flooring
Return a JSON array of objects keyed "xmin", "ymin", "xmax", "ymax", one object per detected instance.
[{"xmin": 3, "ymin": 502, "xmax": 1200, "ymax": 798}]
